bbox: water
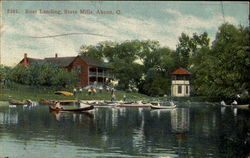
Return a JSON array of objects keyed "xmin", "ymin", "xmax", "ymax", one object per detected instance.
[{"xmin": 0, "ymin": 101, "xmax": 249, "ymax": 158}]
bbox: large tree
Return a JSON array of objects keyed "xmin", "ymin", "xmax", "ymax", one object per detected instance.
[
  {"xmin": 79, "ymin": 40, "xmax": 179, "ymax": 96},
  {"xmin": 191, "ymin": 24, "xmax": 250, "ymax": 98}
]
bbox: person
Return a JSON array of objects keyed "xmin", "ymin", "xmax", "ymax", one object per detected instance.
[
  {"xmin": 123, "ymin": 95, "xmax": 127, "ymax": 101},
  {"xmin": 232, "ymin": 100, "xmax": 238, "ymax": 106},
  {"xmin": 73, "ymin": 88, "xmax": 77, "ymax": 95},
  {"xmin": 111, "ymin": 93, "xmax": 116, "ymax": 101},
  {"xmin": 88, "ymin": 88, "xmax": 92, "ymax": 95},
  {"xmin": 79, "ymin": 87, "xmax": 83, "ymax": 93},
  {"xmin": 111, "ymin": 88, "xmax": 114, "ymax": 95},
  {"xmin": 55, "ymin": 101, "xmax": 63, "ymax": 110},
  {"xmin": 99, "ymin": 86, "xmax": 103, "ymax": 93},
  {"xmin": 221, "ymin": 100, "xmax": 226, "ymax": 106},
  {"xmin": 92, "ymin": 88, "xmax": 97, "ymax": 94},
  {"xmin": 170, "ymin": 100, "xmax": 175, "ymax": 106}
]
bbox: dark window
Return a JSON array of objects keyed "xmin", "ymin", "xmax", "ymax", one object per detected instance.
[
  {"xmin": 76, "ymin": 65, "xmax": 81, "ymax": 73},
  {"xmin": 178, "ymin": 85, "xmax": 182, "ymax": 94},
  {"xmin": 186, "ymin": 85, "xmax": 189, "ymax": 94}
]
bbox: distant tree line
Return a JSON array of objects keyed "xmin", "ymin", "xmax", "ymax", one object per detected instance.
[
  {"xmin": 1, "ymin": 64, "xmax": 78, "ymax": 88},
  {"xmin": 79, "ymin": 23, "xmax": 249, "ymax": 98}
]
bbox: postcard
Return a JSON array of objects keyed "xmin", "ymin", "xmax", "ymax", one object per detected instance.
[{"xmin": 0, "ymin": 1, "xmax": 249, "ymax": 158}]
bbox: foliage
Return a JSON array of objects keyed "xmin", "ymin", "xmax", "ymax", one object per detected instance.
[
  {"xmin": 0, "ymin": 65, "xmax": 11, "ymax": 83},
  {"xmin": 6, "ymin": 64, "xmax": 78, "ymax": 87},
  {"xmin": 80, "ymin": 40, "xmax": 178, "ymax": 96},
  {"xmin": 191, "ymin": 24, "xmax": 250, "ymax": 98}
]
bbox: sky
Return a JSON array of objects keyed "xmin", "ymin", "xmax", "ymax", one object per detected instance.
[{"xmin": 1, "ymin": 1, "xmax": 249, "ymax": 66}]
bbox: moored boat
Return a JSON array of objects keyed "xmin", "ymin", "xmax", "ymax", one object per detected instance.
[
  {"xmin": 150, "ymin": 105, "xmax": 176, "ymax": 109},
  {"xmin": 49, "ymin": 105, "xmax": 94, "ymax": 112},
  {"xmin": 222, "ymin": 104, "xmax": 249, "ymax": 109},
  {"xmin": 9, "ymin": 100, "xmax": 27, "ymax": 105},
  {"xmin": 235, "ymin": 104, "xmax": 249, "ymax": 109},
  {"xmin": 115, "ymin": 101, "xmax": 152, "ymax": 108},
  {"xmin": 54, "ymin": 91, "xmax": 73, "ymax": 96},
  {"xmin": 57, "ymin": 100, "xmax": 79, "ymax": 104},
  {"xmin": 39, "ymin": 99, "xmax": 55, "ymax": 105}
]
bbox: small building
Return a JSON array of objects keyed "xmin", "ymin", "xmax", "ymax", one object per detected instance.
[
  {"xmin": 170, "ymin": 67, "xmax": 191, "ymax": 97},
  {"xmin": 18, "ymin": 53, "xmax": 113, "ymax": 87}
]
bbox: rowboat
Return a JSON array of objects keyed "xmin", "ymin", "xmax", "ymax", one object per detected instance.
[
  {"xmin": 115, "ymin": 101, "xmax": 152, "ymax": 108},
  {"xmin": 150, "ymin": 105, "xmax": 176, "ymax": 109},
  {"xmin": 222, "ymin": 104, "xmax": 249, "ymax": 109},
  {"xmin": 236, "ymin": 104, "xmax": 249, "ymax": 109},
  {"xmin": 54, "ymin": 91, "xmax": 73, "ymax": 96},
  {"xmin": 116, "ymin": 103, "xmax": 152, "ymax": 108},
  {"xmin": 39, "ymin": 99, "xmax": 55, "ymax": 105},
  {"xmin": 49, "ymin": 105, "xmax": 94, "ymax": 112},
  {"xmin": 9, "ymin": 100, "xmax": 27, "ymax": 105},
  {"xmin": 57, "ymin": 100, "xmax": 79, "ymax": 104},
  {"xmin": 9, "ymin": 99, "xmax": 35, "ymax": 107}
]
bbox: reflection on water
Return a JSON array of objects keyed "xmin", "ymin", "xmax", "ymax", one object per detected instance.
[
  {"xmin": 0, "ymin": 102, "xmax": 249, "ymax": 158},
  {"xmin": 0, "ymin": 110, "xmax": 18, "ymax": 124},
  {"xmin": 170, "ymin": 108, "xmax": 189, "ymax": 133}
]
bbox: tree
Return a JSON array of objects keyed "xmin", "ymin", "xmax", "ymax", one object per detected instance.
[
  {"xmin": 6, "ymin": 64, "xmax": 78, "ymax": 87},
  {"xmin": 191, "ymin": 24, "xmax": 250, "ymax": 98}
]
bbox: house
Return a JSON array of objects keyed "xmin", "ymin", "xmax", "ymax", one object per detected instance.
[
  {"xmin": 18, "ymin": 53, "xmax": 113, "ymax": 87},
  {"xmin": 170, "ymin": 67, "xmax": 191, "ymax": 97}
]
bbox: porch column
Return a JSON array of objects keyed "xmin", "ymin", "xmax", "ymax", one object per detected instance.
[
  {"xmin": 87, "ymin": 66, "xmax": 89, "ymax": 85},
  {"xmin": 102, "ymin": 69, "xmax": 104, "ymax": 85},
  {"xmin": 96, "ymin": 67, "xmax": 98, "ymax": 84}
]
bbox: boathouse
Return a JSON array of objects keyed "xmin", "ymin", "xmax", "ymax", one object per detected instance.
[
  {"xmin": 170, "ymin": 67, "xmax": 191, "ymax": 97},
  {"xmin": 18, "ymin": 53, "xmax": 113, "ymax": 87}
]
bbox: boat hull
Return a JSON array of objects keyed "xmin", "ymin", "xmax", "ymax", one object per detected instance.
[
  {"xmin": 116, "ymin": 104, "xmax": 152, "ymax": 108},
  {"xmin": 150, "ymin": 105, "xmax": 176, "ymax": 109},
  {"xmin": 39, "ymin": 99, "xmax": 55, "ymax": 105},
  {"xmin": 49, "ymin": 105, "xmax": 94, "ymax": 112},
  {"xmin": 222, "ymin": 104, "xmax": 249, "ymax": 109}
]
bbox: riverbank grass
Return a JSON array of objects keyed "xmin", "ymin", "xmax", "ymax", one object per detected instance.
[{"xmin": 0, "ymin": 85, "xmax": 153, "ymax": 102}]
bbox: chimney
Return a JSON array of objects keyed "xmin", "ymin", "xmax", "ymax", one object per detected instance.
[
  {"xmin": 23, "ymin": 53, "xmax": 28, "ymax": 65},
  {"xmin": 55, "ymin": 53, "xmax": 58, "ymax": 58}
]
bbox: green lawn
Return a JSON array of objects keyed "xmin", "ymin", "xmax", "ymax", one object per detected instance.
[{"xmin": 0, "ymin": 84, "xmax": 154, "ymax": 102}]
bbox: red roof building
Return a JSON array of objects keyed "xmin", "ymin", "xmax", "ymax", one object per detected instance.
[
  {"xmin": 170, "ymin": 67, "xmax": 191, "ymax": 97},
  {"xmin": 18, "ymin": 53, "xmax": 113, "ymax": 87},
  {"xmin": 170, "ymin": 67, "xmax": 191, "ymax": 75}
]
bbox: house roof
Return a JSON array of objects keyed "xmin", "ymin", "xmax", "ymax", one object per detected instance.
[
  {"xmin": 20, "ymin": 55, "xmax": 110, "ymax": 68},
  {"xmin": 24, "ymin": 58, "xmax": 45, "ymax": 65},
  {"xmin": 80, "ymin": 56, "xmax": 109, "ymax": 68},
  {"xmin": 170, "ymin": 67, "xmax": 191, "ymax": 75},
  {"xmin": 44, "ymin": 57, "xmax": 76, "ymax": 67}
]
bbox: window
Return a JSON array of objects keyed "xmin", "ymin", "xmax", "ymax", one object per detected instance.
[
  {"xmin": 178, "ymin": 85, "xmax": 182, "ymax": 94},
  {"xmin": 76, "ymin": 65, "xmax": 81, "ymax": 73},
  {"xmin": 186, "ymin": 85, "xmax": 189, "ymax": 94}
]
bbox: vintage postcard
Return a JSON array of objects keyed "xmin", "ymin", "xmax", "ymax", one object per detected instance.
[{"xmin": 0, "ymin": 1, "xmax": 249, "ymax": 158}]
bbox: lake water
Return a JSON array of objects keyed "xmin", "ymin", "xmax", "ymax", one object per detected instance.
[{"xmin": 0, "ymin": 101, "xmax": 249, "ymax": 158}]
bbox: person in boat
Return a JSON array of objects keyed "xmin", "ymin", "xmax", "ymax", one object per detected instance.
[
  {"xmin": 221, "ymin": 100, "xmax": 226, "ymax": 106},
  {"xmin": 231, "ymin": 100, "xmax": 238, "ymax": 106},
  {"xmin": 55, "ymin": 101, "xmax": 63, "ymax": 110},
  {"xmin": 26, "ymin": 99, "xmax": 33, "ymax": 106},
  {"xmin": 170, "ymin": 100, "xmax": 175, "ymax": 106}
]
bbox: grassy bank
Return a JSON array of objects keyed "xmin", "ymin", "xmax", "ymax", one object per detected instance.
[{"xmin": 0, "ymin": 84, "xmax": 154, "ymax": 102}]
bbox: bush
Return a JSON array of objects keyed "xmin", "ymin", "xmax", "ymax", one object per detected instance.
[{"xmin": 6, "ymin": 64, "xmax": 78, "ymax": 87}]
